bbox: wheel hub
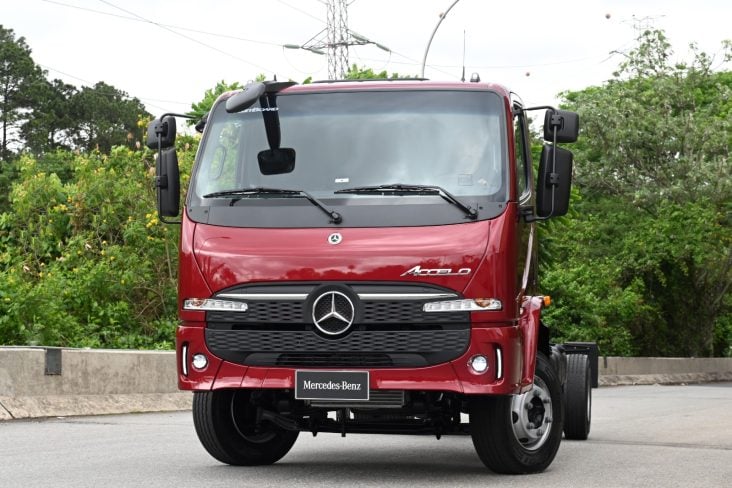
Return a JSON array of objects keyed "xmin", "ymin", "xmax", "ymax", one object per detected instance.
[{"xmin": 510, "ymin": 376, "xmax": 553, "ymax": 451}]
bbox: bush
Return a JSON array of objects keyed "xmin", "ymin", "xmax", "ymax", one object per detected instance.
[{"xmin": 0, "ymin": 140, "xmax": 196, "ymax": 348}]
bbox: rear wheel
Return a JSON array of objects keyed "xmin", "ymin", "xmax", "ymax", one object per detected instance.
[
  {"xmin": 193, "ymin": 390, "xmax": 299, "ymax": 465},
  {"xmin": 563, "ymin": 354, "xmax": 591, "ymax": 440},
  {"xmin": 470, "ymin": 353, "xmax": 564, "ymax": 474}
]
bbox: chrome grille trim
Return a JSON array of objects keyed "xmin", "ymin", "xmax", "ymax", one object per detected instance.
[
  {"xmin": 214, "ymin": 292, "xmax": 458, "ymax": 301},
  {"xmin": 357, "ymin": 293, "xmax": 458, "ymax": 300},
  {"xmin": 216, "ymin": 293, "xmax": 309, "ymax": 300}
]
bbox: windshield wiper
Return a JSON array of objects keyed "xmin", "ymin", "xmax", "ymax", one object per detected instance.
[
  {"xmin": 203, "ymin": 187, "xmax": 342, "ymax": 224},
  {"xmin": 334, "ymin": 183, "xmax": 478, "ymax": 220}
]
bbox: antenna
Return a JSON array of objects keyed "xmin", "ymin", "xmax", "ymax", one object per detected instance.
[{"xmin": 461, "ymin": 30, "xmax": 466, "ymax": 82}]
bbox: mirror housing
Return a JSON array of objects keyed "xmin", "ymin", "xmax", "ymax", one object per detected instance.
[
  {"xmin": 146, "ymin": 115, "xmax": 177, "ymax": 150},
  {"xmin": 194, "ymin": 112, "xmax": 209, "ymax": 133},
  {"xmin": 226, "ymin": 82, "xmax": 266, "ymax": 113},
  {"xmin": 258, "ymin": 148, "xmax": 296, "ymax": 175},
  {"xmin": 543, "ymin": 109, "xmax": 579, "ymax": 143},
  {"xmin": 156, "ymin": 148, "xmax": 180, "ymax": 217},
  {"xmin": 536, "ymin": 144, "xmax": 573, "ymax": 218}
]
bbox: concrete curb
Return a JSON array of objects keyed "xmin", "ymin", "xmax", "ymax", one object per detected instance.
[
  {"xmin": 0, "ymin": 392, "xmax": 192, "ymax": 420},
  {"xmin": 1, "ymin": 347, "xmax": 731, "ymax": 420},
  {"xmin": 0, "ymin": 400, "xmax": 13, "ymax": 420},
  {"xmin": 600, "ymin": 371, "xmax": 732, "ymax": 386}
]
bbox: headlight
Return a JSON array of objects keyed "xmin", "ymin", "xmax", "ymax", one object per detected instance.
[
  {"xmin": 423, "ymin": 298, "xmax": 502, "ymax": 312},
  {"xmin": 183, "ymin": 298, "xmax": 248, "ymax": 312}
]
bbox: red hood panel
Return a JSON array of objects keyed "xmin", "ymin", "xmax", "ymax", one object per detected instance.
[{"xmin": 193, "ymin": 221, "xmax": 491, "ymax": 293}]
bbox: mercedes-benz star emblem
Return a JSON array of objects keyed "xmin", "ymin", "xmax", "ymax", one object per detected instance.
[
  {"xmin": 328, "ymin": 233, "xmax": 342, "ymax": 245},
  {"xmin": 312, "ymin": 291, "xmax": 355, "ymax": 336}
]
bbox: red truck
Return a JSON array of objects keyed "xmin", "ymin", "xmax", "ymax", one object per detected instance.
[{"xmin": 146, "ymin": 78, "xmax": 597, "ymax": 474}]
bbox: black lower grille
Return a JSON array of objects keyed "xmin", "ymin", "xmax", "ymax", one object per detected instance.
[
  {"xmin": 276, "ymin": 353, "xmax": 394, "ymax": 367},
  {"xmin": 205, "ymin": 328, "xmax": 469, "ymax": 368}
]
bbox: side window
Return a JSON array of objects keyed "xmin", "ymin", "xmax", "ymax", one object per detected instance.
[{"xmin": 513, "ymin": 109, "xmax": 531, "ymax": 203}]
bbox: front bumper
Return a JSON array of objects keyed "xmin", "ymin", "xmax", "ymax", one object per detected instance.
[{"xmin": 177, "ymin": 323, "xmax": 525, "ymax": 396}]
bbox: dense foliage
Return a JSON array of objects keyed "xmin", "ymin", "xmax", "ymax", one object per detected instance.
[
  {"xmin": 0, "ymin": 139, "xmax": 196, "ymax": 348},
  {"xmin": 541, "ymin": 30, "xmax": 732, "ymax": 356}
]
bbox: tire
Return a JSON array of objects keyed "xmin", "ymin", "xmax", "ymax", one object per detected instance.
[
  {"xmin": 563, "ymin": 354, "xmax": 591, "ymax": 440},
  {"xmin": 469, "ymin": 352, "xmax": 564, "ymax": 474},
  {"xmin": 192, "ymin": 390, "xmax": 299, "ymax": 466}
]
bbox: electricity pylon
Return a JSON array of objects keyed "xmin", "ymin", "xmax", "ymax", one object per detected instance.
[{"xmin": 285, "ymin": 0, "xmax": 390, "ymax": 79}]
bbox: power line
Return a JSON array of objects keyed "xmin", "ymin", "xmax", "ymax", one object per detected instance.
[
  {"xmin": 40, "ymin": 0, "xmax": 283, "ymax": 47},
  {"xmin": 95, "ymin": 0, "xmax": 277, "ymax": 75},
  {"xmin": 275, "ymin": 0, "xmax": 324, "ymax": 24}
]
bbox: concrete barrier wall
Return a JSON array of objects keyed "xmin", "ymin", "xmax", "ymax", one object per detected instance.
[
  {"xmin": 598, "ymin": 356, "xmax": 732, "ymax": 386},
  {"xmin": 1, "ymin": 347, "xmax": 731, "ymax": 420},
  {"xmin": 0, "ymin": 347, "xmax": 189, "ymax": 420}
]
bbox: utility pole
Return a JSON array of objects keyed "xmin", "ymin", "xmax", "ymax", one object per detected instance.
[{"xmin": 285, "ymin": 0, "xmax": 390, "ymax": 79}]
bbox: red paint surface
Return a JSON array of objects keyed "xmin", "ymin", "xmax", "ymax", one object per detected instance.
[{"xmin": 175, "ymin": 81, "xmax": 544, "ymax": 396}]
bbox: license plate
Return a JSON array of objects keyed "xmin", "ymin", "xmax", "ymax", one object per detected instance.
[{"xmin": 295, "ymin": 370, "xmax": 369, "ymax": 401}]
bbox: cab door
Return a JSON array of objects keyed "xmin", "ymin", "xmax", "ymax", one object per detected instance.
[{"xmin": 511, "ymin": 96, "xmax": 537, "ymax": 310}]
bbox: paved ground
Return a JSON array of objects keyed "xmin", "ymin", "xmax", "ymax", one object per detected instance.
[{"xmin": 1, "ymin": 383, "xmax": 730, "ymax": 487}]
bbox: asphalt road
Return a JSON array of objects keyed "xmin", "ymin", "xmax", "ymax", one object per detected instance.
[{"xmin": 1, "ymin": 383, "xmax": 731, "ymax": 488}]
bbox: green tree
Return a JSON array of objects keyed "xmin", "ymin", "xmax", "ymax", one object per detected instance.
[
  {"xmin": 21, "ymin": 78, "xmax": 77, "ymax": 155},
  {"xmin": 344, "ymin": 64, "xmax": 411, "ymax": 80},
  {"xmin": 69, "ymin": 81, "xmax": 150, "ymax": 153},
  {"xmin": 542, "ymin": 29, "xmax": 732, "ymax": 356},
  {"xmin": 186, "ymin": 80, "xmax": 243, "ymax": 126},
  {"xmin": 0, "ymin": 25, "xmax": 44, "ymax": 161}
]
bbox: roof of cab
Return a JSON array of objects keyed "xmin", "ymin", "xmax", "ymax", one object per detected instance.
[{"xmin": 276, "ymin": 79, "xmax": 512, "ymax": 99}]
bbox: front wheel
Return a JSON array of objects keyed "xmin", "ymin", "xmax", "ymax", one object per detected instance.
[
  {"xmin": 470, "ymin": 352, "xmax": 564, "ymax": 474},
  {"xmin": 193, "ymin": 390, "xmax": 299, "ymax": 466}
]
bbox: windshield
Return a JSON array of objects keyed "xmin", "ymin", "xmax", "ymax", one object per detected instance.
[{"xmin": 188, "ymin": 89, "xmax": 509, "ymax": 228}]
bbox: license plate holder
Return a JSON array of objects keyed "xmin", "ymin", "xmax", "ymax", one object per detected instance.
[{"xmin": 295, "ymin": 370, "xmax": 369, "ymax": 401}]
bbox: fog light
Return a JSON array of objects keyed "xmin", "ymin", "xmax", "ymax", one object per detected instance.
[
  {"xmin": 192, "ymin": 353, "xmax": 208, "ymax": 370},
  {"xmin": 469, "ymin": 354, "xmax": 489, "ymax": 374}
]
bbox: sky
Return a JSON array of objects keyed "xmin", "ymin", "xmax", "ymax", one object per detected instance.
[{"xmin": 3, "ymin": 0, "xmax": 731, "ymax": 116}]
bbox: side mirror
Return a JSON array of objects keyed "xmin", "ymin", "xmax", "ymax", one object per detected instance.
[
  {"xmin": 543, "ymin": 109, "xmax": 579, "ymax": 143},
  {"xmin": 225, "ymin": 82, "xmax": 266, "ymax": 113},
  {"xmin": 146, "ymin": 115, "xmax": 177, "ymax": 150},
  {"xmin": 194, "ymin": 112, "xmax": 209, "ymax": 133},
  {"xmin": 156, "ymin": 148, "xmax": 180, "ymax": 217},
  {"xmin": 258, "ymin": 148, "xmax": 296, "ymax": 175},
  {"xmin": 536, "ymin": 145, "xmax": 573, "ymax": 218}
]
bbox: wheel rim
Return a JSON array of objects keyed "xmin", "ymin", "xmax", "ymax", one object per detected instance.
[{"xmin": 510, "ymin": 376, "xmax": 553, "ymax": 451}]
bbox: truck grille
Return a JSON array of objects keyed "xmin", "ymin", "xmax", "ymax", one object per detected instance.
[{"xmin": 204, "ymin": 283, "xmax": 470, "ymax": 368}]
